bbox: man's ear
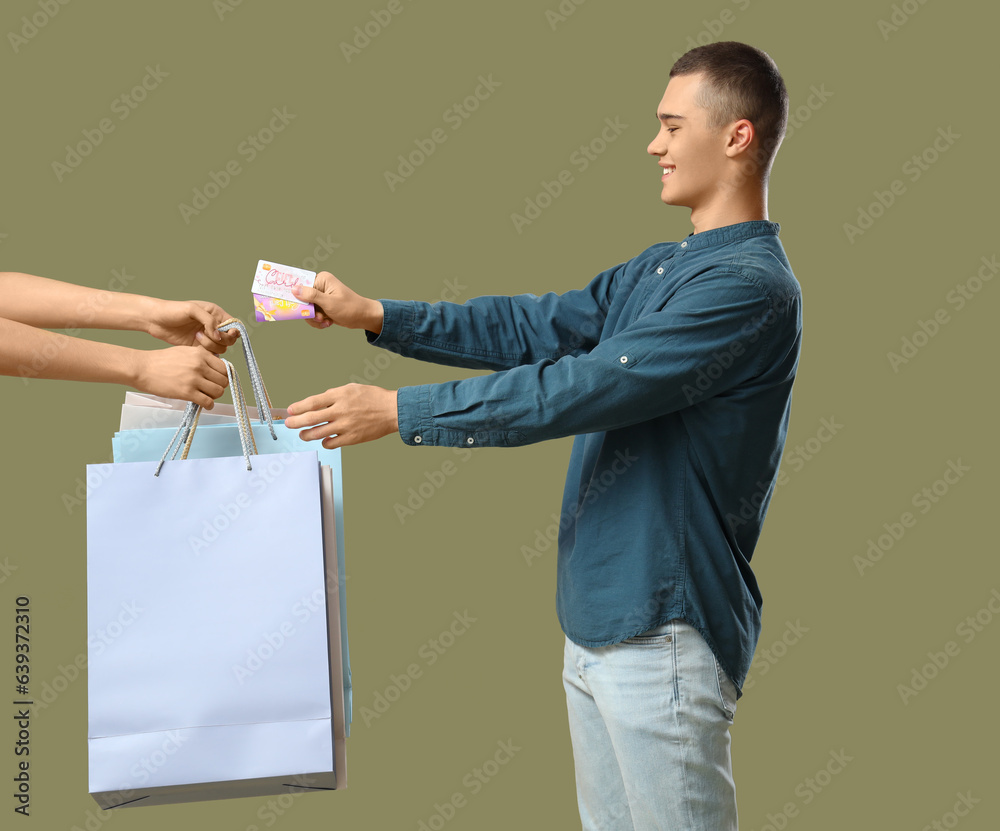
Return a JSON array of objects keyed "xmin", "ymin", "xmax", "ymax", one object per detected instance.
[{"xmin": 726, "ymin": 119, "xmax": 755, "ymax": 157}]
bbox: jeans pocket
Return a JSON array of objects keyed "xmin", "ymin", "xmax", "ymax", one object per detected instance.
[
  {"xmin": 714, "ymin": 657, "xmax": 738, "ymax": 721},
  {"xmin": 622, "ymin": 622, "xmax": 672, "ymax": 645}
]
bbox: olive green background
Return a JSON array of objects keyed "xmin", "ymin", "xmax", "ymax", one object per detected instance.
[{"xmin": 1, "ymin": 0, "xmax": 996, "ymax": 828}]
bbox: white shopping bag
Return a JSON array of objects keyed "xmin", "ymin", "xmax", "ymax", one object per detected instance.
[
  {"xmin": 87, "ymin": 451, "xmax": 344, "ymax": 807},
  {"xmin": 120, "ymin": 391, "xmax": 288, "ymax": 431},
  {"xmin": 86, "ymin": 324, "xmax": 347, "ymax": 808}
]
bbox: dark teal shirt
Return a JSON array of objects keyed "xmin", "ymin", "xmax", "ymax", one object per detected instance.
[{"xmin": 368, "ymin": 220, "xmax": 802, "ymax": 693}]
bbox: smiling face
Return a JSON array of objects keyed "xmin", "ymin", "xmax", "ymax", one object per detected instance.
[
  {"xmin": 647, "ymin": 73, "xmax": 729, "ymax": 207},
  {"xmin": 646, "ymin": 72, "xmax": 760, "ymax": 229}
]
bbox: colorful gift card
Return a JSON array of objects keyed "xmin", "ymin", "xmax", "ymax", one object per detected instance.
[{"xmin": 251, "ymin": 260, "xmax": 316, "ymax": 322}]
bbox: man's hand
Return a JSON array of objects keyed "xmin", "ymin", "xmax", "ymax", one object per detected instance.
[
  {"xmin": 291, "ymin": 272, "xmax": 384, "ymax": 334},
  {"xmin": 132, "ymin": 346, "xmax": 230, "ymax": 409},
  {"xmin": 146, "ymin": 300, "xmax": 240, "ymax": 354},
  {"xmin": 285, "ymin": 384, "xmax": 398, "ymax": 448}
]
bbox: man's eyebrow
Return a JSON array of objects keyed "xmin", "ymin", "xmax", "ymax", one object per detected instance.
[{"xmin": 657, "ymin": 112, "xmax": 686, "ymax": 122}]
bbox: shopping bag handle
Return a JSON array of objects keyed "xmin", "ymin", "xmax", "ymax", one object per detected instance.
[
  {"xmin": 153, "ymin": 318, "xmax": 273, "ymax": 476},
  {"xmin": 217, "ymin": 318, "xmax": 276, "ymax": 440},
  {"xmin": 154, "ymin": 357, "xmax": 257, "ymax": 476}
]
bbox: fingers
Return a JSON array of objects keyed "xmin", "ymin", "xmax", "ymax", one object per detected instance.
[
  {"xmin": 304, "ymin": 316, "xmax": 333, "ymax": 331},
  {"xmin": 187, "ymin": 303, "xmax": 223, "ymax": 343},
  {"xmin": 189, "ymin": 351, "xmax": 228, "ymax": 408},
  {"xmin": 285, "ymin": 390, "xmax": 336, "ymax": 425},
  {"xmin": 303, "ymin": 314, "xmax": 329, "ymax": 330},
  {"xmin": 217, "ymin": 327, "xmax": 240, "ymax": 345},
  {"xmin": 195, "ymin": 331, "xmax": 227, "ymax": 354},
  {"xmin": 191, "ymin": 301, "xmax": 240, "ymax": 345},
  {"xmin": 203, "ymin": 354, "xmax": 229, "ymax": 388},
  {"xmin": 297, "ymin": 420, "xmax": 340, "ymax": 443},
  {"xmin": 291, "ymin": 284, "xmax": 320, "ymax": 304}
]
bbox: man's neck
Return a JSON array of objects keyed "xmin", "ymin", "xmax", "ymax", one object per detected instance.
[{"xmin": 689, "ymin": 188, "xmax": 768, "ymax": 234}]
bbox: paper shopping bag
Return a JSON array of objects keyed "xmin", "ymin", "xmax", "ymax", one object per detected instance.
[
  {"xmin": 111, "ymin": 317, "xmax": 350, "ymax": 735},
  {"xmin": 110, "ymin": 420, "xmax": 352, "ymax": 734},
  {"xmin": 119, "ymin": 391, "xmax": 288, "ymax": 431},
  {"xmin": 320, "ymin": 465, "xmax": 348, "ymax": 790},
  {"xmin": 87, "ymin": 450, "xmax": 342, "ymax": 808}
]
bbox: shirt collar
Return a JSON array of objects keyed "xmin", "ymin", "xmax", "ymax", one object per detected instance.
[{"xmin": 680, "ymin": 220, "xmax": 781, "ymax": 252}]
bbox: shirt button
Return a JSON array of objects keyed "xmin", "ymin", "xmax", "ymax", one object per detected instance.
[
  {"xmin": 681, "ymin": 241, "xmax": 688, "ymax": 248},
  {"xmin": 656, "ymin": 267, "xmax": 664, "ymax": 275},
  {"xmin": 413, "ymin": 435, "xmax": 422, "ymax": 444},
  {"xmin": 619, "ymin": 356, "xmax": 628, "ymax": 364},
  {"xmin": 466, "ymin": 437, "xmax": 475, "ymax": 445}
]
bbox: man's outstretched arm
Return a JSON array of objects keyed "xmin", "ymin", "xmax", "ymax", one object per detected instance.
[
  {"xmin": 292, "ymin": 261, "xmax": 627, "ymax": 372},
  {"xmin": 285, "ymin": 272, "xmax": 799, "ymax": 450}
]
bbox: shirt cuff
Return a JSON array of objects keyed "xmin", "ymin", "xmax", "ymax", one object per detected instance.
[
  {"xmin": 365, "ymin": 299, "xmax": 414, "ymax": 351},
  {"xmin": 396, "ymin": 384, "xmax": 525, "ymax": 448}
]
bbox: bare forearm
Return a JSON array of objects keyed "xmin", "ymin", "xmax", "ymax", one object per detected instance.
[
  {"xmin": 0, "ymin": 272, "xmax": 157, "ymax": 332},
  {"xmin": 0, "ymin": 317, "xmax": 138, "ymax": 386}
]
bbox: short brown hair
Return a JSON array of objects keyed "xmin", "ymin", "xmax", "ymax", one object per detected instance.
[{"xmin": 670, "ymin": 41, "xmax": 789, "ymax": 179}]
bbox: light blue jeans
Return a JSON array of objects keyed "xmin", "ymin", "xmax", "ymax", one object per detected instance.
[{"xmin": 562, "ymin": 619, "xmax": 740, "ymax": 830}]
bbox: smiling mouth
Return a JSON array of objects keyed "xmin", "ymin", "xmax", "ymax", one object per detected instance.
[{"xmin": 660, "ymin": 167, "xmax": 675, "ymax": 181}]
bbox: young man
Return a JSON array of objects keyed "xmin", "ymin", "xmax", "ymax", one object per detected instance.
[
  {"xmin": 286, "ymin": 41, "xmax": 801, "ymax": 830},
  {"xmin": 0, "ymin": 271, "xmax": 237, "ymax": 407}
]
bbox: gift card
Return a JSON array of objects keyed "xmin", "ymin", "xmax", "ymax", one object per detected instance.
[{"xmin": 251, "ymin": 260, "xmax": 315, "ymax": 322}]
